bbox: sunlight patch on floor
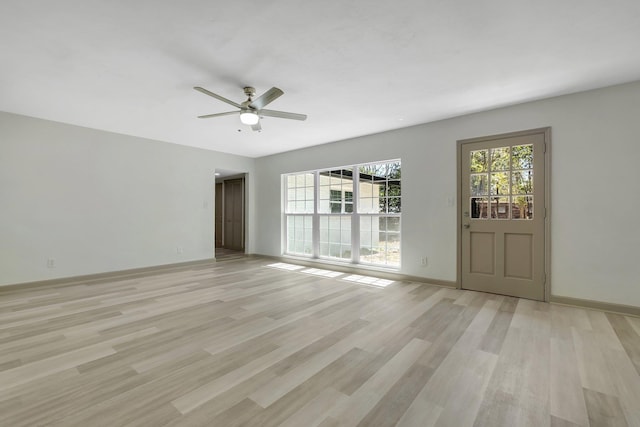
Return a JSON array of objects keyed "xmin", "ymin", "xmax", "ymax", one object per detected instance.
[
  {"xmin": 300, "ymin": 268, "xmax": 343, "ymax": 278},
  {"xmin": 266, "ymin": 262, "xmax": 305, "ymax": 271},
  {"xmin": 342, "ymin": 274, "xmax": 394, "ymax": 288},
  {"xmin": 265, "ymin": 262, "xmax": 394, "ymax": 288}
]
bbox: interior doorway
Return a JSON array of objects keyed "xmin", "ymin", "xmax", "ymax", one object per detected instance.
[{"xmin": 215, "ymin": 170, "xmax": 247, "ymax": 260}]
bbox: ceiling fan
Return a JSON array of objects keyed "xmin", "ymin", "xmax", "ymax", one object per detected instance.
[{"xmin": 194, "ymin": 86, "xmax": 307, "ymax": 132}]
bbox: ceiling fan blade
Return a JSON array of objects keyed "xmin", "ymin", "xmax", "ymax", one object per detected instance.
[
  {"xmin": 194, "ymin": 87, "xmax": 242, "ymax": 109},
  {"xmin": 251, "ymin": 122, "xmax": 262, "ymax": 132},
  {"xmin": 250, "ymin": 87, "xmax": 284, "ymax": 110},
  {"xmin": 260, "ymin": 109, "xmax": 307, "ymax": 121},
  {"xmin": 197, "ymin": 111, "xmax": 238, "ymax": 119}
]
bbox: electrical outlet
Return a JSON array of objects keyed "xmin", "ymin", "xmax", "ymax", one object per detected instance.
[
  {"xmin": 47, "ymin": 258, "xmax": 55, "ymax": 268},
  {"xmin": 176, "ymin": 247, "xmax": 183, "ymax": 254},
  {"xmin": 420, "ymin": 256, "xmax": 428, "ymax": 266}
]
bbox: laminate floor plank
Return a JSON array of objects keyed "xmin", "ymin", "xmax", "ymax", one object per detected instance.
[{"xmin": 0, "ymin": 256, "xmax": 639, "ymax": 426}]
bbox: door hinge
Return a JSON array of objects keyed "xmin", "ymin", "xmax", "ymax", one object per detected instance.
[{"xmin": 543, "ymin": 142, "xmax": 547, "ymax": 153}]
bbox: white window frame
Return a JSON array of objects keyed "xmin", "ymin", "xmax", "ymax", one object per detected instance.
[{"xmin": 282, "ymin": 160, "xmax": 401, "ymax": 269}]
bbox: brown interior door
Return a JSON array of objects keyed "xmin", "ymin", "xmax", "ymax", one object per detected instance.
[
  {"xmin": 215, "ymin": 183, "xmax": 223, "ymax": 248},
  {"xmin": 223, "ymin": 178, "xmax": 245, "ymax": 251},
  {"xmin": 460, "ymin": 130, "xmax": 547, "ymax": 300}
]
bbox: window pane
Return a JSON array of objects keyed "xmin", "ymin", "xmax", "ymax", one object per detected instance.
[
  {"xmin": 512, "ymin": 145, "xmax": 533, "ymax": 170},
  {"xmin": 305, "ymin": 201, "xmax": 314, "ymax": 213},
  {"xmin": 470, "ymin": 150, "xmax": 488, "ymax": 173},
  {"xmin": 359, "ymin": 197, "xmax": 374, "ymax": 213},
  {"xmin": 512, "ymin": 170, "xmax": 533, "ymax": 195},
  {"xmin": 387, "ymin": 217, "xmax": 400, "ymax": 232},
  {"xmin": 388, "ymin": 198, "xmax": 401, "ymax": 213},
  {"xmin": 304, "ymin": 173, "xmax": 314, "ymax": 187},
  {"xmin": 470, "ymin": 174, "xmax": 488, "ymax": 196},
  {"xmin": 378, "ymin": 198, "xmax": 387, "ymax": 214},
  {"xmin": 490, "ymin": 172, "xmax": 509, "ymax": 196},
  {"xmin": 512, "ymin": 196, "xmax": 533, "ymax": 219},
  {"xmin": 305, "ymin": 187, "xmax": 315, "ymax": 200},
  {"xmin": 387, "ymin": 180, "xmax": 401, "ymax": 197},
  {"xmin": 387, "ymin": 161, "xmax": 401, "ymax": 179},
  {"xmin": 345, "ymin": 191, "xmax": 353, "ymax": 202},
  {"xmin": 319, "ymin": 185, "xmax": 330, "ymax": 199},
  {"xmin": 490, "ymin": 197, "xmax": 509, "ymax": 219},
  {"xmin": 471, "ymin": 197, "xmax": 488, "ymax": 219},
  {"xmin": 491, "ymin": 147, "xmax": 510, "ymax": 171}
]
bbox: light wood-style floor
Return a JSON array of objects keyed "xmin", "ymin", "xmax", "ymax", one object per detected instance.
[{"xmin": 1, "ymin": 257, "xmax": 639, "ymax": 427}]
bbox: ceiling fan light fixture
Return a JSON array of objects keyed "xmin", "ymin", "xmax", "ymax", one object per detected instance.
[{"xmin": 239, "ymin": 110, "xmax": 259, "ymax": 125}]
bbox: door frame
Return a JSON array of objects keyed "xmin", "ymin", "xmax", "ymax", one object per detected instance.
[{"xmin": 456, "ymin": 127, "xmax": 551, "ymax": 301}]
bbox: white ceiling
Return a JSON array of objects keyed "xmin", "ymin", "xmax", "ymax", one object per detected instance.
[{"xmin": 1, "ymin": 1, "xmax": 640, "ymax": 158}]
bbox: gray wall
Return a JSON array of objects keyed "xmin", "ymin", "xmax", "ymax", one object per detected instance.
[
  {"xmin": 0, "ymin": 112, "xmax": 255, "ymax": 285},
  {"xmin": 255, "ymin": 81, "xmax": 640, "ymax": 307}
]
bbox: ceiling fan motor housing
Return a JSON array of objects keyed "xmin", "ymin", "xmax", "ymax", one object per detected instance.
[{"xmin": 243, "ymin": 87, "xmax": 256, "ymax": 99}]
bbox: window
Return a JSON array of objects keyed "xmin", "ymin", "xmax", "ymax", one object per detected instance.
[{"xmin": 283, "ymin": 160, "xmax": 401, "ymax": 268}]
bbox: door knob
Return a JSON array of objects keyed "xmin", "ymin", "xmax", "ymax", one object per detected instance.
[{"xmin": 463, "ymin": 224, "xmax": 470, "ymax": 229}]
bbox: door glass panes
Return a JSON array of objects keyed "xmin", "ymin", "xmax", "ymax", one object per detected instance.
[
  {"xmin": 491, "ymin": 147, "xmax": 510, "ymax": 171},
  {"xmin": 286, "ymin": 173, "xmax": 314, "ymax": 213},
  {"xmin": 471, "ymin": 197, "xmax": 489, "ymax": 219},
  {"xmin": 512, "ymin": 170, "xmax": 533, "ymax": 194},
  {"xmin": 470, "ymin": 174, "xmax": 488, "ymax": 196},
  {"xmin": 319, "ymin": 215, "xmax": 351, "ymax": 259},
  {"xmin": 469, "ymin": 144, "xmax": 534, "ymax": 220},
  {"xmin": 470, "ymin": 150, "xmax": 488, "ymax": 172},
  {"xmin": 490, "ymin": 172, "xmax": 509, "ymax": 196},
  {"xmin": 510, "ymin": 144, "xmax": 534, "ymax": 219},
  {"xmin": 512, "ymin": 196, "xmax": 534, "ymax": 219},
  {"xmin": 286, "ymin": 215, "xmax": 313, "ymax": 256},
  {"xmin": 512, "ymin": 145, "xmax": 533, "ymax": 169},
  {"xmin": 491, "ymin": 197, "xmax": 509, "ymax": 219}
]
